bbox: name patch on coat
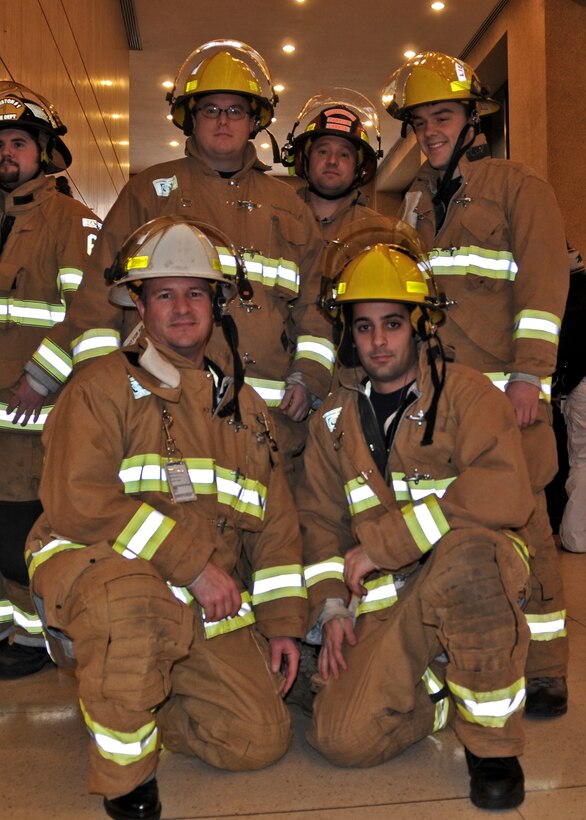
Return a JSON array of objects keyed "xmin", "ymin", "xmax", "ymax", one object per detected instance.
[
  {"xmin": 128, "ymin": 375, "xmax": 151, "ymax": 399},
  {"xmin": 152, "ymin": 176, "xmax": 178, "ymax": 197},
  {"xmin": 323, "ymin": 407, "xmax": 342, "ymax": 432}
]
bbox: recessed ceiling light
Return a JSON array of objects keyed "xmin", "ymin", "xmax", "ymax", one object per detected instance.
[
  {"xmin": 431, "ymin": 1, "xmax": 445, "ymax": 9},
  {"xmin": 274, "ymin": 84, "xmax": 285, "ymax": 92},
  {"xmin": 282, "ymin": 44, "xmax": 296, "ymax": 54},
  {"xmin": 111, "ymin": 113, "xmax": 121, "ymax": 119},
  {"xmin": 162, "ymin": 80, "xmax": 174, "ymax": 89},
  {"xmin": 166, "ymin": 114, "xmax": 173, "ymax": 121},
  {"xmin": 260, "ymin": 142, "xmax": 270, "ymax": 149},
  {"xmin": 295, "ymin": 0, "xmax": 306, "ymax": 4},
  {"xmin": 169, "ymin": 140, "xmax": 180, "ymax": 147},
  {"xmin": 271, "ymin": 116, "xmax": 277, "ymax": 123},
  {"xmin": 117, "ymin": 140, "xmax": 129, "ymax": 146},
  {"xmin": 404, "ymin": 50, "xmax": 417, "ymax": 59},
  {"xmin": 100, "ymin": 80, "xmax": 113, "ymax": 87}
]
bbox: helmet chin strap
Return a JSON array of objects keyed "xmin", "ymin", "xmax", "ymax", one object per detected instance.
[{"xmin": 432, "ymin": 114, "xmax": 478, "ymax": 207}]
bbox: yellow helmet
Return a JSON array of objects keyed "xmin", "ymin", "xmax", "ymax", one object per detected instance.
[
  {"xmin": 335, "ymin": 244, "xmax": 429, "ymax": 306},
  {"xmin": 382, "ymin": 52, "xmax": 499, "ymax": 122},
  {"xmin": 167, "ymin": 39, "xmax": 276, "ymax": 135}
]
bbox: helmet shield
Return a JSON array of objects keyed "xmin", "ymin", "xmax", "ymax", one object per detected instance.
[
  {"xmin": 282, "ymin": 87, "xmax": 382, "ymax": 185},
  {"xmin": 0, "ymin": 81, "xmax": 71, "ymax": 172},
  {"xmin": 167, "ymin": 39, "xmax": 276, "ymax": 135},
  {"xmin": 107, "ymin": 216, "xmax": 238, "ymax": 308},
  {"xmin": 382, "ymin": 52, "xmax": 499, "ymax": 122}
]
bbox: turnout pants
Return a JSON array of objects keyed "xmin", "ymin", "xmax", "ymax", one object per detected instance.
[
  {"xmin": 32, "ymin": 546, "xmax": 292, "ymax": 799},
  {"xmin": 309, "ymin": 528, "xmax": 531, "ymax": 767},
  {"xmin": 521, "ymin": 404, "xmax": 569, "ymax": 678}
]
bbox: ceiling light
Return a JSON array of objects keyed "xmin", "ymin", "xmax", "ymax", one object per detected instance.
[
  {"xmin": 169, "ymin": 140, "xmax": 180, "ymax": 147},
  {"xmin": 364, "ymin": 119, "xmax": 373, "ymax": 127},
  {"xmin": 431, "ymin": 2, "xmax": 445, "ymax": 9},
  {"xmin": 111, "ymin": 113, "xmax": 121, "ymax": 120},
  {"xmin": 162, "ymin": 80, "xmax": 174, "ymax": 89},
  {"xmin": 282, "ymin": 44, "xmax": 296, "ymax": 54},
  {"xmin": 271, "ymin": 117, "xmax": 277, "ymax": 123},
  {"xmin": 274, "ymin": 84, "xmax": 285, "ymax": 93},
  {"xmin": 117, "ymin": 140, "xmax": 129, "ymax": 146},
  {"xmin": 166, "ymin": 114, "xmax": 173, "ymax": 121},
  {"xmin": 100, "ymin": 80, "xmax": 113, "ymax": 87},
  {"xmin": 295, "ymin": 0, "xmax": 306, "ymax": 4},
  {"xmin": 260, "ymin": 142, "xmax": 270, "ymax": 149},
  {"xmin": 404, "ymin": 50, "xmax": 416, "ymax": 59}
]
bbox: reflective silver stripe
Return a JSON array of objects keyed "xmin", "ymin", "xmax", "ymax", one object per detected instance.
[
  {"xmin": 431, "ymin": 250, "xmax": 518, "ymax": 276},
  {"xmin": 462, "ymin": 688, "xmax": 525, "ymax": 719},
  {"xmin": 58, "ymin": 269, "xmax": 83, "ymax": 289},
  {"xmin": 94, "ymin": 726, "xmax": 158, "ymax": 757},
  {"xmin": 348, "ymin": 484, "xmax": 377, "ymax": 506},
  {"xmin": 484, "ymin": 372, "xmax": 552, "ymax": 401},
  {"xmin": 252, "ymin": 572, "xmax": 304, "ymax": 597},
  {"xmin": 0, "ymin": 302, "xmax": 65, "ymax": 323},
  {"xmin": 0, "ymin": 404, "xmax": 52, "ymax": 431},
  {"xmin": 392, "ymin": 479, "xmax": 448, "ymax": 501},
  {"xmin": 515, "ymin": 316, "xmax": 559, "ymax": 336},
  {"xmin": 217, "ymin": 474, "xmax": 265, "ymax": 511},
  {"xmin": 304, "ymin": 558, "xmax": 345, "ymax": 586},
  {"xmin": 13, "ymin": 606, "xmax": 43, "ymax": 632},
  {"xmin": 203, "ymin": 596, "xmax": 255, "ymax": 639},
  {"xmin": 72, "ymin": 334, "xmax": 121, "ymax": 358}
]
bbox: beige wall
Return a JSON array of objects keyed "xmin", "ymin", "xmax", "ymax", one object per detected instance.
[
  {"xmin": 0, "ymin": 0, "xmax": 129, "ymax": 219},
  {"xmin": 460, "ymin": 0, "xmax": 586, "ymax": 254}
]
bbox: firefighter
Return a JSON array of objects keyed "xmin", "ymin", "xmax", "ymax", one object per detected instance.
[
  {"xmin": 298, "ymin": 222, "xmax": 534, "ymax": 810},
  {"xmin": 282, "ymin": 88, "xmax": 387, "ymax": 239},
  {"xmin": 25, "ymin": 217, "xmax": 307, "ymax": 820},
  {"xmin": 54, "ymin": 39, "xmax": 334, "ymax": 480},
  {"xmin": 0, "ymin": 82, "xmax": 101, "ymax": 677},
  {"xmin": 382, "ymin": 51, "xmax": 569, "ymax": 717}
]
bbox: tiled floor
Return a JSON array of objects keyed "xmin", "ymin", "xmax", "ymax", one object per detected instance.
[{"xmin": 3, "ymin": 549, "xmax": 585, "ymax": 820}]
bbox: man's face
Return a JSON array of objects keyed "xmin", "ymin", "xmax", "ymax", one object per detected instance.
[
  {"xmin": 351, "ymin": 301, "xmax": 418, "ymax": 393},
  {"xmin": 192, "ymin": 93, "xmax": 254, "ymax": 172},
  {"xmin": 410, "ymin": 101, "xmax": 471, "ymax": 172},
  {"xmin": 136, "ymin": 277, "xmax": 214, "ymax": 364},
  {"xmin": 308, "ymin": 135, "xmax": 358, "ymax": 198},
  {"xmin": 0, "ymin": 128, "xmax": 41, "ymax": 190}
]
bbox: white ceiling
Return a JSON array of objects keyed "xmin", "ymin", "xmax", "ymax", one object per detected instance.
[{"xmin": 129, "ymin": 0, "xmax": 502, "ymax": 177}]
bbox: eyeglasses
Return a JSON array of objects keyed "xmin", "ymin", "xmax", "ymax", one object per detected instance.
[{"xmin": 195, "ymin": 104, "xmax": 251, "ymax": 121}]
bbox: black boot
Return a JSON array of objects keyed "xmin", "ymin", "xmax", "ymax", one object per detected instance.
[
  {"xmin": 525, "ymin": 676, "xmax": 568, "ymax": 717},
  {"xmin": 103, "ymin": 778, "xmax": 161, "ymax": 820},
  {"xmin": 0, "ymin": 642, "xmax": 54, "ymax": 679},
  {"xmin": 465, "ymin": 748, "xmax": 524, "ymax": 809}
]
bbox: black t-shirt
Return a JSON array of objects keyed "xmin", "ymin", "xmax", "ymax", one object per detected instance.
[{"xmin": 368, "ymin": 380, "xmax": 417, "ymax": 448}]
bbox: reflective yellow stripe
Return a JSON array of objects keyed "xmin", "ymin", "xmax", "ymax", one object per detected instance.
[
  {"xmin": 252, "ymin": 564, "xmax": 307, "ymax": 605},
  {"xmin": 513, "ymin": 309, "xmax": 561, "ymax": 346},
  {"xmin": 503, "ymin": 529, "xmax": 531, "ymax": 575},
  {"xmin": 0, "ymin": 402, "xmax": 54, "ymax": 432},
  {"xmin": 26, "ymin": 538, "xmax": 86, "ymax": 579},
  {"xmin": 448, "ymin": 677, "xmax": 526, "ymax": 728},
  {"xmin": 71, "ymin": 329, "xmax": 121, "ymax": 365},
  {"xmin": 80, "ymin": 700, "xmax": 158, "ymax": 765},
  {"xmin": 430, "ymin": 245, "xmax": 518, "ymax": 280},
  {"xmin": 218, "ymin": 248, "xmax": 300, "ymax": 295},
  {"xmin": 401, "ymin": 495, "xmax": 450, "ymax": 554},
  {"xmin": 422, "ymin": 666, "xmax": 450, "ymax": 733},
  {"xmin": 304, "ymin": 557, "xmax": 345, "ymax": 588},
  {"xmin": 244, "ymin": 376, "xmax": 287, "ymax": 406},
  {"xmin": 294, "ymin": 335, "xmax": 336, "ymax": 373},
  {"xmin": 57, "ymin": 267, "xmax": 83, "ymax": 293},
  {"xmin": 118, "ymin": 455, "xmax": 267, "ymax": 520},
  {"xmin": 113, "ymin": 504, "xmax": 176, "ymax": 561},
  {"xmin": 391, "ymin": 473, "xmax": 456, "ymax": 502},
  {"xmin": 32, "ymin": 338, "xmax": 72, "ymax": 382},
  {"xmin": 484, "ymin": 372, "xmax": 552, "ymax": 403},
  {"xmin": 344, "ymin": 477, "xmax": 381, "ymax": 516},
  {"xmin": 355, "ymin": 574, "xmax": 398, "ymax": 616},
  {"xmin": 202, "ymin": 591, "xmax": 256, "ymax": 639},
  {"xmin": 0, "ymin": 298, "xmax": 65, "ymax": 327},
  {"xmin": 13, "ymin": 604, "xmax": 43, "ymax": 635},
  {"xmin": 525, "ymin": 610, "xmax": 567, "ymax": 642}
]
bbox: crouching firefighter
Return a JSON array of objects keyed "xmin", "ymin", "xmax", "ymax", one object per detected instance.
[
  {"xmin": 296, "ymin": 220, "xmax": 535, "ymax": 810},
  {"xmin": 25, "ymin": 216, "xmax": 307, "ymax": 820}
]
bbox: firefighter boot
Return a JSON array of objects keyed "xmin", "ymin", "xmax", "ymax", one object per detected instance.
[
  {"xmin": 465, "ymin": 749, "xmax": 524, "ymax": 810},
  {"xmin": 525, "ymin": 676, "xmax": 568, "ymax": 717},
  {"xmin": 0, "ymin": 642, "xmax": 54, "ymax": 678},
  {"xmin": 103, "ymin": 777, "xmax": 161, "ymax": 820}
]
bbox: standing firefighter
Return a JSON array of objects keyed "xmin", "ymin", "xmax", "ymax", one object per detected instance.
[
  {"xmin": 298, "ymin": 222, "xmax": 535, "ymax": 810},
  {"xmin": 282, "ymin": 88, "xmax": 387, "ymax": 239},
  {"xmin": 382, "ymin": 52, "xmax": 570, "ymax": 716},
  {"xmin": 53, "ymin": 39, "xmax": 334, "ymax": 480},
  {"xmin": 25, "ymin": 217, "xmax": 307, "ymax": 820},
  {"xmin": 0, "ymin": 82, "xmax": 101, "ymax": 677}
]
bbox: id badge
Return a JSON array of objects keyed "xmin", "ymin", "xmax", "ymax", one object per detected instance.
[{"xmin": 165, "ymin": 461, "xmax": 196, "ymax": 503}]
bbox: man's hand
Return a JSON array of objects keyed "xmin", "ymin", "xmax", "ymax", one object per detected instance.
[
  {"xmin": 188, "ymin": 563, "xmax": 241, "ymax": 623},
  {"xmin": 505, "ymin": 380, "xmax": 540, "ymax": 428},
  {"xmin": 343, "ymin": 544, "xmax": 377, "ymax": 597},
  {"xmin": 319, "ymin": 617, "xmax": 357, "ymax": 681},
  {"xmin": 279, "ymin": 383, "xmax": 311, "ymax": 422},
  {"xmin": 6, "ymin": 377, "xmax": 45, "ymax": 427},
  {"xmin": 269, "ymin": 636, "xmax": 300, "ymax": 695}
]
